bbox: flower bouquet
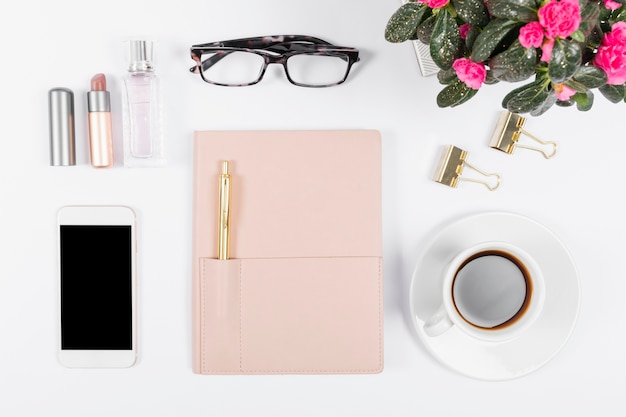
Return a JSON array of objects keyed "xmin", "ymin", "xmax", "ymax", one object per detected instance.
[{"xmin": 385, "ymin": 0, "xmax": 626, "ymax": 115}]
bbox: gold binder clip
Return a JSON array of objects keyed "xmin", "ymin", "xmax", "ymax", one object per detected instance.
[
  {"xmin": 489, "ymin": 111, "xmax": 557, "ymax": 159},
  {"xmin": 434, "ymin": 145, "xmax": 501, "ymax": 191}
]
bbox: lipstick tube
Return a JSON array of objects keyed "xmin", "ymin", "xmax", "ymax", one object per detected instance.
[{"xmin": 87, "ymin": 73, "xmax": 114, "ymax": 168}]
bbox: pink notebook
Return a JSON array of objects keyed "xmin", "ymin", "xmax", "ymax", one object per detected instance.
[{"xmin": 192, "ymin": 130, "xmax": 383, "ymax": 374}]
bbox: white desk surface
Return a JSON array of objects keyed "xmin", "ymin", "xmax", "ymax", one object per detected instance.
[{"xmin": 1, "ymin": 1, "xmax": 624, "ymax": 415}]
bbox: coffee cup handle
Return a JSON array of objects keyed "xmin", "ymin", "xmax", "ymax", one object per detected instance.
[{"xmin": 423, "ymin": 304, "xmax": 453, "ymax": 337}]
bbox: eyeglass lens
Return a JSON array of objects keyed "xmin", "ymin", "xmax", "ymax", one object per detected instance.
[
  {"xmin": 202, "ymin": 51, "xmax": 265, "ymax": 85},
  {"xmin": 286, "ymin": 55, "xmax": 349, "ymax": 86}
]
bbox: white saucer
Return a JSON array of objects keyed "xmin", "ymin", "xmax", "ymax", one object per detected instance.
[{"xmin": 410, "ymin": 212, "xmax": 581, "ymax": 381}]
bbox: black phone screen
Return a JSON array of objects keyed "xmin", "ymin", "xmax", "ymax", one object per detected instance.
[{"xmin": 60, "ymin": 225, "xmax": 132, "ymax": 350}]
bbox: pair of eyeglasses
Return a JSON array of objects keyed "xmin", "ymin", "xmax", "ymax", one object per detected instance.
[{"xmin": 190, "ymin": 35, "xmax": 360, "ymax": 87}]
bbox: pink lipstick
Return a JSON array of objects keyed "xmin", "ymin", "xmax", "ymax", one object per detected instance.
[{"xmin": 87, "ymin": 73, "xmax": 113, "ymax": 168}]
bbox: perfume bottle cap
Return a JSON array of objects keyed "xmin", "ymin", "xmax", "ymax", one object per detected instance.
[
  {"xmin": 48, "ymin": 87, "xmax": 76, "ymax": 166},
  {"xmin": 128, "ymin": 40, "xmax": 156, "ymax": 72}
]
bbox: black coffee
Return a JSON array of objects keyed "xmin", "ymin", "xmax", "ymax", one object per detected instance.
[{"xmin": 452, "ymin": 250, "xmax": 532, "ymax": 330}]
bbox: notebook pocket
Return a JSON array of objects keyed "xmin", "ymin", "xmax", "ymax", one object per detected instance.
[{"xmin": 199, "ymin": 256, "xmax": 383, "ymax": 374}]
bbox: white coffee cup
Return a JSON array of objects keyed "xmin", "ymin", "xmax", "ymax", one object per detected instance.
[{"xmin": 423, "ymin": 241, "xmax": 545, "ymax": 342}]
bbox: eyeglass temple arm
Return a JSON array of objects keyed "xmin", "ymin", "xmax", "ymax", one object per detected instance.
[
  {"xmin": 191, "ymin": 35, "xmax": 332, "ymax": 51},
  {"xmin": 189, "ymin": 51, "xmax": 234, "ymax": 73},
  {"xmin": 223, "ymin": 35, "xmax": 333, "ymax": 49}
]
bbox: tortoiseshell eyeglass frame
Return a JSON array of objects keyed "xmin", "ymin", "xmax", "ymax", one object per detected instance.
[{"xmin": 189, "ymin": 35, "xmax": 360, "ymax": 87}]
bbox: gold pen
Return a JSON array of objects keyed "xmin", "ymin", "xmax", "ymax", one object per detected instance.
[{"xmin": 217, "ymin": 160, "xmax": 231, "ymax": 260}]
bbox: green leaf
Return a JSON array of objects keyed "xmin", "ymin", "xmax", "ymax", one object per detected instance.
[
  {"xmin": 599, "ymin": 84, "xmax": 626, "ymax": 103},
  {"xmin": 502, "ymin": 78, "xmax": 551, "ymax": 114},
  {"xmin": 556, "ymin": 99, "xmax": 575, "ymax": 107},
  {"xmin": 599, "ymin": 6, "xmax": 612, "ymax": 25},
  {"xmin": 568, "ymin": 66, "xmax": 607, "ymax": 90},
  {"xmin": 579, "ymin": 2, "xmax": 601, "ymax": 36},
  {"xmin": 570, "ymin": 30, "xmax": 585, "ymax": 43},
  {"xmin": 572, "ymin": 91, "xmax": 594, "ymax": 111},
  {"xmin": 489, "ymin": 40, "xmax": 537, "ymax": 82},
  {"xmin": 486, "ymin": 0, "xmax": 539, "ymax": 23},
  {"xmin": 600, "ymin": 12, "xmax": 613, "ymax": 33},
  {"xmin": 385, "ymin": 3, "xmax": 431, "ymax": 43},
  {"xmin": 451, "ymin": 0, "xmax": 490, "ymax": 27},
  {"xmin": 471, "ymin": 18, "xmax": 521, "ymax": 62},
  {"xmin": 548, "ymin": 39, "xmax": 581, "ymax": 84},
  {"xmin": 437, "ymin": 79, "xmax": 479, "ymax": 107},
  {"xmin": 465, "ymin": 27, "xmax": 480, "ymax": 50},
  {"xmin": 437, "ymin": 68, "xmax": 458, "ymax": 84},
  {"xmin": 614, "ymin": 8, "xmax": 626, "ymax": 23},
  {"xmin": 417, "ymin": 14, "xmax": 437, "ymax": 45},
  {"xmin": 430, "ymin": 9, "xmax": 462, "ymax": 70},
  {"xmin": 530, "ymin": 93, "xmax": 557, "ymax": 116},
  {"xmin": 484, "ymin": 70, "xmax": 500, "ymax": 85}
]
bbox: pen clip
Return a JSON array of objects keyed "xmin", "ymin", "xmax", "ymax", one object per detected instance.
[{"xmin": 218, "ymin": 160, "xmax": 232, "ymax": 260}]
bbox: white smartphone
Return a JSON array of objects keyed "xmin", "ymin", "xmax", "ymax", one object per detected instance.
[{"xmin": 57, "ymin": 205, "xmax": 137, "ymax": 368}]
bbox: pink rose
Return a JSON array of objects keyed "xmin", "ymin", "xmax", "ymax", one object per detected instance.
[
  {"xmin": 459, "ymin": 23, "xmax": 472, "ymax": 40},
  {"xmin": 593, "ymin": 22, "xmax": 626, "ymax": 85},
  {"xmin": 610, "ymin": 21, "xmax": 626, "ymax": 39},
  {"xmin": 452, "ymin": 58, "xmax": 486, "ymax": 90},
  {"xmin": 538, "ymin": 0, "xmax": 581, "ymax": 39},
  {"xmin": 420, "ymin": 0, "xmax": 449, "ymax": 8},
  {"xmin": 519, "ymin": 22, "xmax": 544, "ymax": 48},
  {"xmin": 603, "ymin": 0, "xmax": 622, "ymax": 10},
  {"xmin": 554, "ymin": 84, "xmax": 577, "ymax": 100},
  {"xmin": 541, "ymin": 38, "xmax": 555, "ymax": 63}
]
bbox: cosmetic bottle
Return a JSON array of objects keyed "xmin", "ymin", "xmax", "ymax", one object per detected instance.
[
  {"xmin": 122, "ymin": 39, "xmax": 164, "ymax": 167},
  {"xmin": 88, "ymin": 74, "xmax": 114, "ymax": 168}
]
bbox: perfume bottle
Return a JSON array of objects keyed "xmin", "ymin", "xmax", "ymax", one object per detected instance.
[{"xmin": 122, "ymin": 39, "xmax": 164, "ymax": 166}]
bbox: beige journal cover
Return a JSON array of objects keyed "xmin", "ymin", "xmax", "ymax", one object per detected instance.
[{"xmin": 192, "ymin": 130, "xmax": 383, "ymax": 374}]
